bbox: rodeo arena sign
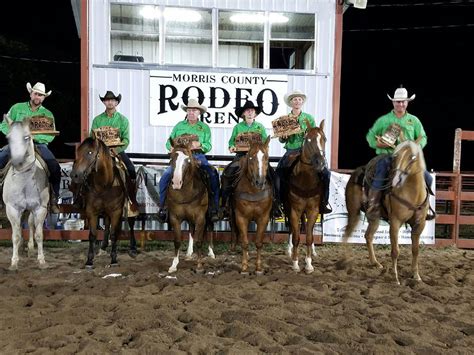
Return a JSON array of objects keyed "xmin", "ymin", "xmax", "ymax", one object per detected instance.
[
  {"xmin": 58, "ymin": 163, "xmax": 436, "ymax": 245},
  {"xmin": 149, "ymin": 70, "xmax": 288, "ymax": 128}
]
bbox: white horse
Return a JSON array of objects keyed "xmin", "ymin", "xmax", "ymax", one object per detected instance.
[{"xmin": 3, "ymin": 116, "xmax": 49, "ymax": 270}]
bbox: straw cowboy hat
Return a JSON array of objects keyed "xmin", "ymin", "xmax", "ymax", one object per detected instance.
[
  {"xmin": 181, "ymin": 98, "xmax": 207, "ymax": 115},
  {"xmin": 284, "ymin": 90, "xmax": 307, "ymax": 107},
  {"xmin": 100, "ymin": 91, "xmax": 122, "ymax": 104},
  {"xmin": 387, "ymin": 87, "xmax": 416, "ymax": 101},
  {"xmin": 26, "ymin": 82, "xmax": 52, "ymax": 97},
  {"xmin": 235, "ymin": 100, "xmax": 262, "ymax": 118}
]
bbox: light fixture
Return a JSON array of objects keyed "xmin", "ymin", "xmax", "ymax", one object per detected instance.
[
  {"xmin": 140, "ymin": 6, "xmax": 202, "ymax": 22},
  {"xmin": 345, "ymin": 0, "xmax": 368, "ymax": 9},
  {"xmin": 230, "ymin": 13, "xmax": 288, "ymax": 24}
]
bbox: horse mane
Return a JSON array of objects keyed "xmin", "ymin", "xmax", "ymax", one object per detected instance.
[{"xmin": 393, "ymin": 140, "xmax": 426, "ymax": 171}]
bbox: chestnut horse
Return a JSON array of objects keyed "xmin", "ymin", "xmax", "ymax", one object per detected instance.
[
  {"xmin": 70, "ymin": 137, "xmax": 137, "ymax": 268},
  {"xmin": 231, "ymin": 137, "xmax": 272, "ymax": 274},
  {"xmin": 283, "ymin": 120, "xmax": 327, "ymax": 274},
  {"xmin": 166, "ymin": 144, "xmax": 212, "ymax": 273},
  {"xmin": 343, "ymin": 141, "xmax": 429, "ymax": 284}
]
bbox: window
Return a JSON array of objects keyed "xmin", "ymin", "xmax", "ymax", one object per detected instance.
[
  {"xmin": 109, "ymin": 5, "xmax": 316, "ymax": 71},
  {"xmin": 218, "ymin": 11, "xmax": 265, "ymax": 69},
  {"xmin": 111, "ymin": 4, "xmax": 160, "ymax": 63},
  {"xmin": 164, "ymin": 8, "xmax": 212, "ymax": 66},
  {"xmin": 270, "ymin": 13, "xmax": 315, "ymax": 70}
]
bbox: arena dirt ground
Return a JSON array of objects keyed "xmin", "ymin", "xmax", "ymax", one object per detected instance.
[{"xmin": 0, "ymin": 241, "xmax": 473, "ymax": 354}]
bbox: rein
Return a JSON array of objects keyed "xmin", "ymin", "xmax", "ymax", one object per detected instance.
[
  {"xmin": 12, "ymin": 157, "xmax": 37, "ymax": 174},
  {"xmin": 389, "ymin": 189, "xmax": 429, "ymax": 224}
]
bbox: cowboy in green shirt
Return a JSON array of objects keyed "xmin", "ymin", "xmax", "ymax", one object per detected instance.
[
  {"xmin": 220, "ymin": 101, "xmax": 281, "ymax": 218},
  {"xmin": 275, "ymin": 90, "xmax": 332, "ymax": 214},
  {"xmin": 0, "ymin": 82, "xmax": 61, "ymax": 213},
  {"xmin": 365, "ymin": 86, "xmax": 435, "ymax": 220},
  {"xmin": 83, "ymin": 91, "xmax": 139, "ymax": 213},
  {"xmin": 158, "ymin": 99, "xmax": 220, "ymax": 223}
]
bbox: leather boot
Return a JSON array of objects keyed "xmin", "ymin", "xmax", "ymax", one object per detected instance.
[
  {"xmin": 127, "ymin": 179, "xmax": 139, "ymax": 213},
  {"xmin": 366, "ymin": 189, "xmax": 382, "ymax": 219},
  {"xmin": 426, "ymin": 205, "xmax": 437, "ymax": 221},
  {"xmin": 157, "ymin": 207, "xmax": 168, "ymax": 223},
  {"xmin": 219, "ymin": 195, "xmax": 230, "ymax": 220},
  {"xmin": 0, "ymin": 184, "xmax": 3, "ymax": 210},
  {"xmin": 50, "ymin": 192, "xmax": 60, "ymax": 214}
]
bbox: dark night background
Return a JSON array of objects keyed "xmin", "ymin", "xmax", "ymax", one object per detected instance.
[{"xmin": 0, "ymin": 1, "xmax": 473, "ymax": 171}]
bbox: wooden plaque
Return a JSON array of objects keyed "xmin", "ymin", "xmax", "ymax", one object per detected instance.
[
  {"xmin": 271, "ymin": 115, "xmax": 302, "ymax": 138},
  {"xmin": 93, "ymin": 126, "xmax": 125, "ymax": 147},
  {"xmin": 29, "ymin": 115, "xmax": 60, "ymax": 135},
  {"xmin": 234, "ymin": 132, "xmax": 262, "ymax": 152},
  {"xmin": 173, "ymin": 134, "xmax": 199, "ymax": 149}
]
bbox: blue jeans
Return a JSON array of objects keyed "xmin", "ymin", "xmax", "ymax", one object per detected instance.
[
  {"xmin": 159, "ymin": 153, "xmax": 220, "ymax": 209},
  {"xmin": 0, "ymin": 144, "xmax": 61, "ymax": 197},
  {"xmin": 372, "ymin": 155, "xmax": 433, "ymax": 191}
]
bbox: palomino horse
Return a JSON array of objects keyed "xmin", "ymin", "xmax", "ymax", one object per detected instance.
[
  {"xmin": 343, "ymin": 141, "xmax": 429, "ymax": 284},
  {"xmin": 70, "ymin": 137, "xmax": 137, "ymax": 267},
  {"xmin": 283, "ymin": 120, "xmax": 327, "ymax": 274},
  {"xmin": 2, "ymin": 116, "xmax": 49, "ymax": 270},
  {"xmin": 166, "ymin": 143, "xmax": 214, "ymax": 273},
  {"xmin": 231, "ymin": 137, "xmax": 272, "ymax": 274}
]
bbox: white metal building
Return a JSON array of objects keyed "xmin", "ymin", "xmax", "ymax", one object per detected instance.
[{"xmin": 73, "ymin": 0, "xmax": 343, "ymax": 167}]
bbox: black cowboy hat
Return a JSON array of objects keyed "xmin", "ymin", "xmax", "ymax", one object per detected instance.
[
  {"xmin": 100, "ymin": 91, "xmax": 122, "ymax": 104},
  {"xmin": 235, "ymin": 100, "xmax": 262, "ymax": 118}
]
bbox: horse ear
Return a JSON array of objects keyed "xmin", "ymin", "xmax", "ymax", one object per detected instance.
[
  {"xmin": 304, "ymin": 118, "xmax": 313, "ymax": 129},
  {"xmin": 3, "ymin": 114, "xmax": 12, "ymax": 127},
  {"xmin": 23, "ymin": 116, "xmax": 32, "ymax": 128},
  {"xmin": 264, "ymin": 135, "xmax": 271, "ymax": 148},
  {"xmin": 169, "ymin": 137, "xmax": 175, "ymax": 148},
  {"xmin": 399, "ymin": 129, "xmax": 406, "ymax": 142},
  {"xmin": 415, "ymin": 135, "xmax": 423, "ymax": 145},
  {"xmin": 319, "ymin": 119, "xmax": 325, "ymax": 131},
  {"xmin": 91, "ymin": 129, "xmax": 98, "ymax": 140}
]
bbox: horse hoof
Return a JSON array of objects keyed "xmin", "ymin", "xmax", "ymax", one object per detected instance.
[
  {"xmin": 240, "ymin": 271, "xmax": 249, "ymax": 275},
  {"xmin": 8, "ymin": 265, "xmax": 18, "ymax": 271},
  {"xmin": 305, "ymin": 268, "xmax": 314, "ymax": 275},
  {"xmin": 195, "ymin": 268, "xmax": 205, "ymax": 274},
  {"xmin": 185, "ymin": 255, "xmax": 194, "ymax": 261},
  {"xmin": 255, "ymin": 270, "xmax": 264, "ymax": 276},
  {"xmin": 38, "ymin": 262, "xmax": 48, "ymax": 270},
  {"xmin": 110, "ymin": 263, "xmax": 119, "ymax": 268},
  {"xmin": 168, "ymin": 267, "xmax": 177, "ymax": 273},
  {"xmin": 85, "ymin": 264, "xmax": 94, "ymax": 270},
  {"xmin": 128, "ymin": 250, "xmax": 138, "ymax": 259},
  {"xmin": 292, "ymin": 266, "xmax": 300, "ymax": 273}
]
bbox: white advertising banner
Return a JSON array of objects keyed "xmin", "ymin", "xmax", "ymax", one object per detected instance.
[
  {"xmin": 149, "ymin": 70, "xmax": 289, "ymax": 128},
  {"xmin": 322, "ymin": 171, "xmax": 436, "ymax": 245}
]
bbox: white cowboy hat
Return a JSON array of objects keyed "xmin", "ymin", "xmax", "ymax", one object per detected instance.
[
  {"xmin": 26, "ymin": 82, "xmax": 52, "ymax": 97},
  {"xmin": 284, "ymin": 90, "xmax": 306, "ymax": 107},
  {"xmin": 181, "ymin": 98, "xmax": 207, "ymax": 114},
  {"xmin": 387, "ymin": 87, "xmax": 415, "ymax": 101}
]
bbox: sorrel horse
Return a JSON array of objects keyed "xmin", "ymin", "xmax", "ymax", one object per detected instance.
[
  {"xmin": 70, "ymin": 137, "xmax": 137, "ymax": 268},
  {"xmin": 166, "ymin": 143, "xmax": 213, "ymax": 273},
  {"xmin": 343, "ymin": 141, "xmax": 429, "ymax": 284},
  {"xmin": 283, "ymin": 120, "xmax": 327, "ymax": 274},
  {"xmin": 230, "ymin": 137, "xmax": 272, "ymax": 274},
  {"xmin": 2, "ymin": 116, "xmax": 49, "ymax": 270}
]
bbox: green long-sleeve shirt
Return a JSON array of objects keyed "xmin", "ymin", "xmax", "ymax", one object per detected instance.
[
  {"xmin": 279, "ymin": 111, "xmax": 316, "ymax": 150},
  {"xmin": 90, "ymin": 111, "xmax": 130, "ymax": 153},
  {"xmin": 366, "ymin": 110, "xmax": 427, "ymax": 155},
  {"xmin": 228, "ymin": 121, "xmax": 268, "ymax": 149},
  {"xmin": 1, "ymin": 102, "xmax": 55, "ymax": 144},
  {"xmin": 165, "ymin": 120, "xmax": 212, "ymax": 153}
]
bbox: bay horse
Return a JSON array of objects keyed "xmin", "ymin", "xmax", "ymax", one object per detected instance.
[
  {"xmin": 70, "ymin": 137, "xmax": 137, "ymax": 268},
  {"xmin": 2, "ymin": 116, "xmax": 49, "ymax": 270},
  {"xmin": 166, "ymin": 143, "xmax": 213, "ymax": 273},
  {"xmin": 231, "ymin": 136, "xmax": 272, "ymax": 274},
  {"xmin": 283, "ymin": 120, "xmax": 326, "ymax": 274},
  {"xmin": 343, "ymin": 141, "xmax": 429, "ymax": 284}
]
